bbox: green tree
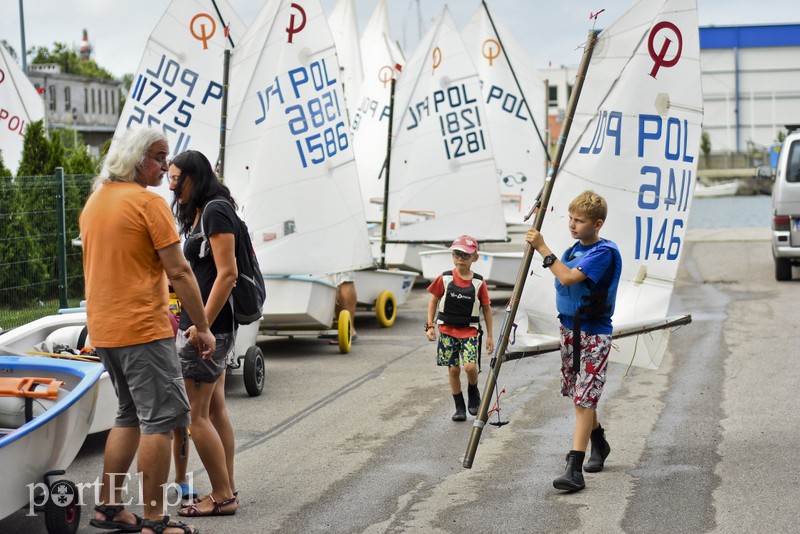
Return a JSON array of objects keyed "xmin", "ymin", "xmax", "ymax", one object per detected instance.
[
  {"xmin": 16, "ymin": 120, "xmax": 50, "ymax": 177},
  {"xmin": 1, "ymin": 39, "xmax": 17, "ymax": 59},
  {"xmin": 64, "ymin": 143, "xmax": 97, "ymax": 175},
  {"xmin": 700, "ymin": 131, "xmax": 712, "ymax": 167},
  {"xmin": 0, "ymin": 162, "xmax": 48, "ymax": 307},
  {"xmin": 17, "ymin": 120, "xmax": 58, "ymax": 299},
  {"xmin": 48, "ymin": 130, "xmax": 67, "ymax": 173},
  {"xmin": 30, "ymin": 42, "xmax": 114, "ymax": 79}
]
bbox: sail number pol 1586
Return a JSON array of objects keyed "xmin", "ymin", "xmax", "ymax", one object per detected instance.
[
  {"xmin": 579, "ymin": 110, "xmax": 696, "ymax": 261},
  {"xmin": 253, "ymin": 57, "xmax": 347, "ymax": 168}
]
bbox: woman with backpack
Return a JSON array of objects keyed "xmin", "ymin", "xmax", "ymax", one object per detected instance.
[{"xmin": 169, "ymin": 150, "xmax": 238, "ymax": 517}]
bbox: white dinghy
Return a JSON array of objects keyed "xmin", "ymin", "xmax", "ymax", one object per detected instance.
[
  {"xmin": 350, "ymin": 0, "xmax": 440, "ymax": 272},
  {"xmin": 0, "ymin": 44, "xmax": 45, "ymax": 175},
  {"xmin": 419, "ymin": 248, "xmax": 521, "ymax": 287},
  {"xmin": 0, "ymin": 356, "xmax": 103, "ymax": 529},
  {"xmin": 327, "ymin": 0, "xmax": 363, "ymax": 120},
  {"xmin": 113, "ymin": 0, "xmax": 246, "ymax": 205},
  {"xmin": 383, "ymin": 7, "xmax": 508, "ymax": 276},
  {"xmin": 462, "ymin": 2, "xmax": 549, "ymax": 225},
  {"xmin": 224, "ymin": 0, "xmax": 376, "ymax": 352},
  {"xmin": 0, "ymin": 311, "xmax": 115, "ymax": 434},
  {"xmin": 509, "ymin": 0, "xmax": 703, "ymax": 370}
]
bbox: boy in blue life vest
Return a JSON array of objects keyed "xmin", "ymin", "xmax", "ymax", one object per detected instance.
[
  {"xmin": 426, "ymin": 235, "xmax": 494, "ymax": 422},
  {"xmin": 525, "ymin": 190, "xmax": 622, "ymax": 493}
]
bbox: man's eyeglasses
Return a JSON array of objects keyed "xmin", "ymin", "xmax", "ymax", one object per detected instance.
[
  {"xmin": 148, "ymin": 153, "xmax": 168, "ymax": 166},
  {"xmin": 452, "ymin": 250, "xmax": 473, "ymax": 260}
]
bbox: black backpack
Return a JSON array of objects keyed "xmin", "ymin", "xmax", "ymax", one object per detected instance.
[{"xmin": 199, "ymin": 199, "xmax": 266, "ymax": 326}]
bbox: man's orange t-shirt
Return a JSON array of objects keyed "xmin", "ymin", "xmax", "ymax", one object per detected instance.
[{"xmin": 80, "ymin": 182, "xmax": 179, "ymax": 347}]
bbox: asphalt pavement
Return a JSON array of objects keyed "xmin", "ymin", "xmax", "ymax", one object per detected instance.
[{"xmin": 2, "ymin": 227, "xmax": 798, "ymax": 534}]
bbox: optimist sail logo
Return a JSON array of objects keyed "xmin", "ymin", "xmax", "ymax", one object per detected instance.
[
  {"xmin": 190, "ymin": 13, "xmax": 217, "ymax": 49},
  {"xmin": 647, "ymin": 21, "xmax": 683, "ymax": 78}
]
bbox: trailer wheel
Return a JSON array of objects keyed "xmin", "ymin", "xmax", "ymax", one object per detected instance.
[
  {"xmin": 375, "ymin": 290, "xmax": 396, "ymax": 328},
  {"xmin": 337, "ymin": 310, "xmax": 352, "ymax": 353},
  {"xmin": 243, "ymin": 346, "xmax": 265, "ymax": 397},
  {"xmin": 44, "ymin": 479, "xmax": 80, "ymax": 534}
]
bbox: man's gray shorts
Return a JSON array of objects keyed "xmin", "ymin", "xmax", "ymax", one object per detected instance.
[{"xmin": 97, "ymin": 338, "xmax": 191, "ymax": 434}]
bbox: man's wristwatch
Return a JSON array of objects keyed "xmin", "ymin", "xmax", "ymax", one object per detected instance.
[
  {"xmin": 424, "ymin": 322, "xmax": 434, "ymax": 332},
  {"xmin": 542, "ymin": 253, "xmax": 558, "ymax": 268}
]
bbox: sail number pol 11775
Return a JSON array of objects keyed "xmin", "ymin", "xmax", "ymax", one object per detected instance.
[
  {"xmin": 578, "ymin": 110, "xmax": 696, "ymax": 262},
  {"xmin": 126, "ymin": 54, "xmax": 223, "ymax": 156}
]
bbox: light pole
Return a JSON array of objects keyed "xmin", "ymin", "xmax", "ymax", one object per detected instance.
[{"xmin": 18, "ymin": 0, "xmax": 27, "ymax": 74}]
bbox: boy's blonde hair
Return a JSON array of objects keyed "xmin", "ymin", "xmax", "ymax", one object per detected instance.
[{"xmin": 568, "ymin": 190, "xmax": 607, "ymax": 222}]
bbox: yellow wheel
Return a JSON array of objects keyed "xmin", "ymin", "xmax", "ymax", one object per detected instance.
[
  {"xmin": 375, "ymin": 290, "xmax": 396, "ymax": 328},
  {"xmin": 337, "ymin": 309, "xmax": 352, "ymax": 353}
]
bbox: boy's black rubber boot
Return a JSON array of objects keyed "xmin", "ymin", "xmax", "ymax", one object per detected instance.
[
  {"xmin": 452, "ymin": 392, "xmax": 467, "ymax": 421},
  {"xmin": 467, "ymin": 383, "xmax": 480, "ymax": 416},
  {"xmin": 584, "ymin": 425, "xmax": 611, "ymax": 473},
  {"xmin": 553, "ymin": 450, "xmax": 586, "ymax": 492}
]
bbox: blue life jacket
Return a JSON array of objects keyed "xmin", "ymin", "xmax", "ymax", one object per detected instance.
[
  {"xmin": 436, "ymin": 271, "xmax": 483, "ymax": 328},
  {"xmin": 555, "ymin": 239, "xmax": 621, "ymax": 331}
]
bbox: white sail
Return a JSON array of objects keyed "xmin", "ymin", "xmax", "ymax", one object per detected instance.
[
  {"xmin": 387, "ymin": 7, "xmax": 506, "ymax": 242},
  {"xmin": 351, "ymin": 0, "xmax": 404, "ymax": 222},
  {"xmin": 462, "ymin": 4, "xmax": 549, "ymax": 224},
  {"xmin": 327, "ymin": 0, "xmax": 363, "ymax": 121},
  {"xmin": 0, "ymin": 45, "xmax": 45, "ymax": 174},
  {"xmin": 513, "ymin": 0, "xmax": 702, "ymax": 369},
  {"xmin": 224, "ymin": 0, "xmax": 374, "ymax": 276},
  {"xmin": 112, "ymin": 0, "xmax": 245, "ymax": 202}
]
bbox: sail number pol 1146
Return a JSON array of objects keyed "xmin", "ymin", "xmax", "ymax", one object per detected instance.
[{"xmin": 579, "ymin": 110, "xmax": 696, "ymax": 261}]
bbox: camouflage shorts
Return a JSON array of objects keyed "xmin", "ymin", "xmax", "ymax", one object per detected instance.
[
  {"xmin": 436, "ymin": 332, "xmax": 479, "ymax": 367},
  {"xmin": 559, "ymin": 326, "xmax": 611, "ymax": 409}
]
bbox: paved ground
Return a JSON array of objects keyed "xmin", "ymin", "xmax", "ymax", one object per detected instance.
[{"xmin": 2, "ymin": 227, "xmax": 798, "ymax": 533}]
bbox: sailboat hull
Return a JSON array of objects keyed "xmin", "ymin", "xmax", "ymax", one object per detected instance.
[
  {"xmin": 0, "ymin": 356, "xmax": 102, "ymax": 520},
  {"xmin": 260, "ymin": 277, "xmax": 337, "ymax": 330},
  {"xmin": 352, "ymin": 269, "xmax": 417, "ymax": 307},
  {"xmin": 371, "ymin": 241, "xmax": 445, "ymax": 273},
  {"xmin": 420, "ymin": 250, "xmax": 522, "ymax": 286},
  {"xmin": 0, "ymin": 312, "xmax": 116, "ymax": 434}
]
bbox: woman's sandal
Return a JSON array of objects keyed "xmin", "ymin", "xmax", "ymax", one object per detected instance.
[
  {"xmin": 141, "ymin": 515, "xmax": 199, "ymax": 534},
  {"xmin": 192, "ymin": 490, "xmax": 239, "ymax": 505},
  {"xmin": 88, "ymin": 504, "xmax": 143, "ymax": 531},
  {"xmin": 178, "ymin": 494, "xmax": 237, "ymax": 517}
]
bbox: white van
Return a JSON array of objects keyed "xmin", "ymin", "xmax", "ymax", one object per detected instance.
[{"xmin": 771, "ymin": 128, "xmax": 800, "ymax": 280}]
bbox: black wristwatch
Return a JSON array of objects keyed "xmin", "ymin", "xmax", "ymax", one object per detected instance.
[{"xmin": 542, "ymin": 253, "xmax": 558, "ymax": 268}]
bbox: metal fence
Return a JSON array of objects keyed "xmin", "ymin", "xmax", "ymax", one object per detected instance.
[{"xmin": 0, "ymin": 170, "xmax": 94, "ymax": 331}]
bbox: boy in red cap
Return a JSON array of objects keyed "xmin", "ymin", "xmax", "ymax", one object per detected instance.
[{"xmin": 426, "ymin": 235, "xmax": 494, "ymax": 421}]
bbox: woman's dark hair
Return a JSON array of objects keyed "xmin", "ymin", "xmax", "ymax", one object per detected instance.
[{"xmin": 170, "ymin": 150, "xmax": 238, "ymax": 236}]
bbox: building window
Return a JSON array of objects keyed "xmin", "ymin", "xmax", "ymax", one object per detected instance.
[
  {"xmin": 91, "ymin": 89, "xmax": 96, "ymax": 114},
  {"xmin": 111, "ymin": 91, "xmax": 116, "ymax": 115},
  {"xmin": 48, "ymin": 85, "xmax": 57, "ymax": 111},
  {"xmin": 104, "ymin": 90, "xmax": 109, "ymax": 115},
  {"xmin": 64, "ymin": 86, "xmax": 71, "ymax": 111},
  {"xmin": 84, "ymin": 87, "xmax": 89, "ymax": 113},
  {"xmin": 548, "ymin": 85, "xmax": 558, "ymax": 107}
]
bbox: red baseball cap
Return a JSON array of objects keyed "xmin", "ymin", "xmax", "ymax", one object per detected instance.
[{"xmin": 450, "ymin": 235, "xmax": 478, "ymax": 255}]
